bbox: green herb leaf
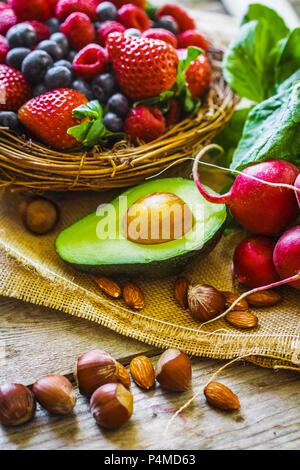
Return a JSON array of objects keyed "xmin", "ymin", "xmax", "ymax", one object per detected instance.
[
  {"xmin": 145, "ymin": 1, "xmax": 157, "ymax": 20},
  {"xmin": 230, "ymin": 81, "xmax": 300, "ymax": 170},
  {"xmin": 275, "ymin": 27, "xmax": 300, "ymax": 86},
  {"xmin": 176, "ymin": 46, "xmax": 203, "ymax": 96},
  {"xmin": 134, "ymin": 91, "xmax": 174, "ymax": 108},
  {"xmin": 68, "ymin": 100, "xmax": 123, "ymax": 148},
  {"xmin": 223, "ymin": 4, "xmax": 290, "ymax": 102}
]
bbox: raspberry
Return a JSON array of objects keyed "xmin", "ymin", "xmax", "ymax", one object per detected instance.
[
  {"xmin": 55, "ymin": 0, "xmax": 97, "ymax": 21},
  {"xmin": 0, "ymin": 35, "xmax": 9, "ymax": 64},
  {"xmin": 178, "ymin": 30, "xmax": 209, "ymax": 51},
  {"xmin": 112, "ymin": 0, "xmax": 146, "ymax": 8},
  {"xmin": 165, "ymin": 98, "xmax": 181, "ymax": 127},
  {"xmin": 98, "ymin": 21, "xmax": 125, "ymax": 47},
  {"xmin": 26, "ymin": 21, "xmax": 50, "ymax": 43},
  {"xmin": 124, "ymin": 106, "xmax": 166, "ymax": 142},
  {"xmin": 73, "ymin": 44, "xmax": 109, "ymax": 80},
  {"xmin": 157, "ymin": 4, "xmax": 196, "ymax": 32},
  {"xmin": 185, "ymin": 55, "xmax": 211, "ymax": 98},
  {"xmin": 118, "ymin": 4, "xmax": 151, "ymax": 32},
  {"xmin": 143, "ymin": 28, "xmax": 177, "ymax": 48},
  {"xmin": 0, "ymin": 8, "xmax": 17, "ymax": 35},
  {"xmin": 60, "ymin": 12, "xmax": 96, "ymax": 51},
  {"xmin": 8, "ymin": 0, "xmax": 51, "ymax": 22}
]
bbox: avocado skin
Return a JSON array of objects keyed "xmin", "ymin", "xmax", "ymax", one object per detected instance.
[{"xmin": 62, "ymin": 223, "xmax": 225, "ymax": 279}]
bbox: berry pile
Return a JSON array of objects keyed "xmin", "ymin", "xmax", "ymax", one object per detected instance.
[{"xmin": 0, "ymin": 0, "xmax": 212, "ymax": 149}]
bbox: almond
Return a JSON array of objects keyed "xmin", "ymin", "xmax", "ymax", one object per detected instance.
[
  {"xmin": 222, "ymin": 291, "xmax": 249, "ymax": 311},
  {"xmin": 174, "ymin": 277, "xmax": 189, "ymax": 308},
  {"xmin": 246, "ymin": 290, "xmax": 282, "ymax": 308},
  {"xmin": 130, "ymin": 356, "xmax": 155, "ymax": 390},
  {"xmin": 116, "ymin": 362, "xmax": 131, "ymax": 389},
  {"xmin": 92, "ymin": 276, "xmax": 122, "ymax": 299},
  {"xmin": 204, "ymin": 381, "xmax": 240, "ymax": 411},
  {"xmin": 225, "ymin": 311, "xmax": 258, "ymax": 330},
  {"xmin": 123, "ymin": 282, "xmax": 145, "ymax": 310}
]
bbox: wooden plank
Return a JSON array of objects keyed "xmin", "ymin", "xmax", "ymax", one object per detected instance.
[
  {"xmin": 0, "ymin": 297, "xmax": 158, "ymax": 385},
  {"xmin": 0, "ymin": 357, "xmax": 299, "ymax": 450}
]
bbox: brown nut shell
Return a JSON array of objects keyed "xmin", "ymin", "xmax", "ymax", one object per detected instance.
[
  {"xmin": 155, "ymin": 349, "xmax": 192, "ymax": 392},
  {"xmin": 0, "ymin": 384, "xmax": 36, "ymax": 426},
  {"xmin": 32, "ymin": 375, "xmax": 76, "ymax": 415},
  {"xmin": 188, "ymin": 284, "xmax": 225, "ymax": 322},
  {"xmin": 90, "ymin": 383, "xmax": 133, "ymax": 429}
]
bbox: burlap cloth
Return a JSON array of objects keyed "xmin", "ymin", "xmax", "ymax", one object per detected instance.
[{"xmin": 0, "ymin": 186, "xmax": 299, "ymax": 372}]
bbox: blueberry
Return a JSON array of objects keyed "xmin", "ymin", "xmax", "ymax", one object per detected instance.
[
  {"xmin": 107, "ymin": 93, "xmax": 130, "ymax": 118},
  {"xmin": 124, "ymin": 28, "xmax": 142, "ymax": 38},
  {"xmin": 44, "ymin": 66, "xmax": 72, "ymax": 90},
  {"xmin": 92, "ymin": 73, "xmax": 117, "ymax": 102},
  {"xmin": 53, "ymin": 59, "xmax": 73, "ymax": 75},
  {"xmin": 6, "ymin": 23, "xmax": 37, "ymax": 49},
  {"xmin": 37, "ymin": 40, "xmax": 64, "ymax": 61},
  {"xmin": 96, "ymin": 2, "xmax": 117, "ymax": 21},
  {"xmin": 33, "ymin": 83, "xmax": 47, "ymax": 97},
  {"xmin": 155, "ymin": 16, "xmax": 179, "ymax": 35},
  {"xmin": 22, "ymin": 50, "xmax": 53, "ymax": 85},
  {"xmin": 0, "ymin": 111, "xmax": 19, "ymax": 131},
  {"xmin": 72, "ymin": 79, "xmax": 93, "ymax": 100},
  {"xmin": 50, "ymin": 32, "xmax": 69, "ymax": 57},
  {"xmin": 45, "ymin": 18, "xmax": 61, "ymax": 34},
  {"xmin": 104, "ymin": 112, "xmax": 124, "ymax": 132},
  {"xmin": 6, "ymin": 47, "xmax": 31, "ymax": 70},
  {"xmin": 67, "ymin": 50, "xmax": 77, "ymax": 63}
]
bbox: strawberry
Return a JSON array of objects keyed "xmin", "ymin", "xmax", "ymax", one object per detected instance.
[
  {"xmin": 178, "ymin": 30, "xmax": 209, "ymax": 51},
  {"xmin": 61, "ymin": 12, "xmax": 96, "ymax": 51},
  {"xmin": 118, "ymin": 4, "xmax": 151, "ymax": 32},
  {"xmin": 0, "ymin": 8, "xmax": 17, "ymax": 35},
  {"xmin": 157, "ymin": 4, "xmax": 196, "ymax": 32},
  {"xmin": 124, "ymin": 105, "xmax": 166, "ymax": 142},
  {"xmin": 185, "ymin": 55, "xmax": 211, "ymax": 98},
  {"xmin": 143, "ymin": 28, "xmax": 177, "ymax": 48},
  {"xmin": 48, "ymin": 0, "xmax": 59, "ymax": 16},
  {"xmin": 106, "ymin": 32, "xmax": 178, "ymax": 101},
  {"xmin": 18, "ymin": 88, "xmax": 88, "ymax": 149},
  {"xmin": 8, "ymin": 0, "xmax": 51, "ymax": 21},
  {"xmin": 73, "ymin": 44, "xmax": 108, "ymax": 80},
  {"xmin": 0, "ymin": 65, "xmax": 31, "ymax": 111},
  {"xmin": 97, "ymin": 21, "xmax": 125, "ymax": 47},
  {"xmin": 55, "ymin": 0, "xmax": 97, "ymax": 21},
  {"xmin": 0, "ymin": 35, "xmax": 9, "ymax": 64},
  {"xmin": 112, "ymin": 0, "xmax": 146, "ymax": 8},
  {"xmin": 26, "ymin": 20, "xmax": 50, "ymax": 43}
]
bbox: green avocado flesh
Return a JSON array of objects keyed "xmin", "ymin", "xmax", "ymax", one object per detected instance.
[{"xmin": 56, "ymin": 178, "xmax": 227, "ymax": 278}]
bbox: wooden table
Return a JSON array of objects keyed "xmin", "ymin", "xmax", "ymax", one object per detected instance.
[{"xmin": 1, "ymin": 1, "xmax": 300, "ymax": 451}]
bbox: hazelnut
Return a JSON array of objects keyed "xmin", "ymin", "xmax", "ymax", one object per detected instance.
[
  {"xmin": 90, "ymin": 383, "xmax": 133, "ymax": 429},
  {"xmin": 20, "ymin": 197, "xmax": 60, "ymax": 235},
  {"xmin": 188, "ymin": 284, "xmax": 225, "ymax": 322},
  {"xmin": 0, "ymin": 384, "xmax": 36, "ymax": 426},
  {"xmin": 76, "ymin": 349, "xmax": 129, "ymax": 397},
  {"xmin": 32, "ymin": 375, "xmax": 76, "ymax": 415},
  {"xmin": 155, "ymin": 349, "xmax": 192, "ymax": 392}
]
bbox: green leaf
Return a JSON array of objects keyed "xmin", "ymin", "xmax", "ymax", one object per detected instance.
[
  {"xmin": 183, "ymin": 91, "xmax": 201, "ymax": 115},
  {"xmin": 242, "ymin": 3, "xmax": 289, "ymax": 41},
  {"xmin": 68, "ymin": 100, "xmax": 123, "ymax": 148},
  {"xmin": 145, "ymin": 1, "xmax": 157, "ymax": 20},
  {"xmin": 223, "ymin": 5, "xmax": 289, "ymax": 102},
  {"xmin": 277, "ymin": 69, "xmax": 300, "ymax": 93},
  {"xmin": 134, "ymin": 91, "xmax": 174, "ymax": 108},
  {"xmin": 214, "ymin": 106, "xmax": 253, "ymax": 167},
  {"xmin": 275, "ymin": 28, "xmax": 300, "ymax": 85},
  {"xmin": 230, "ymin": 82, "xmax": 300, "ymax": 170}
]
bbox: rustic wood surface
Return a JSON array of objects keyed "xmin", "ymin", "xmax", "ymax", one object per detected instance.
[{"xmin": 1, "ymin": 0, "xmax": 300, "ymax": 451}]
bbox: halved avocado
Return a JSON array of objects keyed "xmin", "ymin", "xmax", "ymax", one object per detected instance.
[{"xmin": 56, "ymin": 178, "xmax": 227, "ymax": 278}]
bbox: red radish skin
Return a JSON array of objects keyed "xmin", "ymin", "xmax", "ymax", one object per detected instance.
[
  {"xmin": 233, "ymin": 236, "xmax": 280, "ymax": 288},
  {"xmin": 295, "ymin": 174, "xmax": 300, "ymax": 209},
  {"xmin": 273, "ymin": 225, "xmax": 300, "ymax": 290},
  {"xmin": 193, "ymin": 158, "xmax": 299, "ymax": 236}
]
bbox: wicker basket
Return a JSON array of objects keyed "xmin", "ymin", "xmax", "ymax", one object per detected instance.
[{"xmin": 0, "ymin": 49, "xmax": 237, "ymax": 192}]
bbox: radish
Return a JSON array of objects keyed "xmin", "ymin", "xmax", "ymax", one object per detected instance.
[
  {"xmin": 193, "ymin": 157, "xmax": 299, "ymax": 236},
  {"xmin": 233, "ymin": 236, "xmax": 280, "ymax": 288},
  {"xmin": 295, "ymin": 174, "xmax": 300, "ymax": 209},
  {"xmin": 273, "ymin": 225, "xmax": 300, "ymax": 290}
]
